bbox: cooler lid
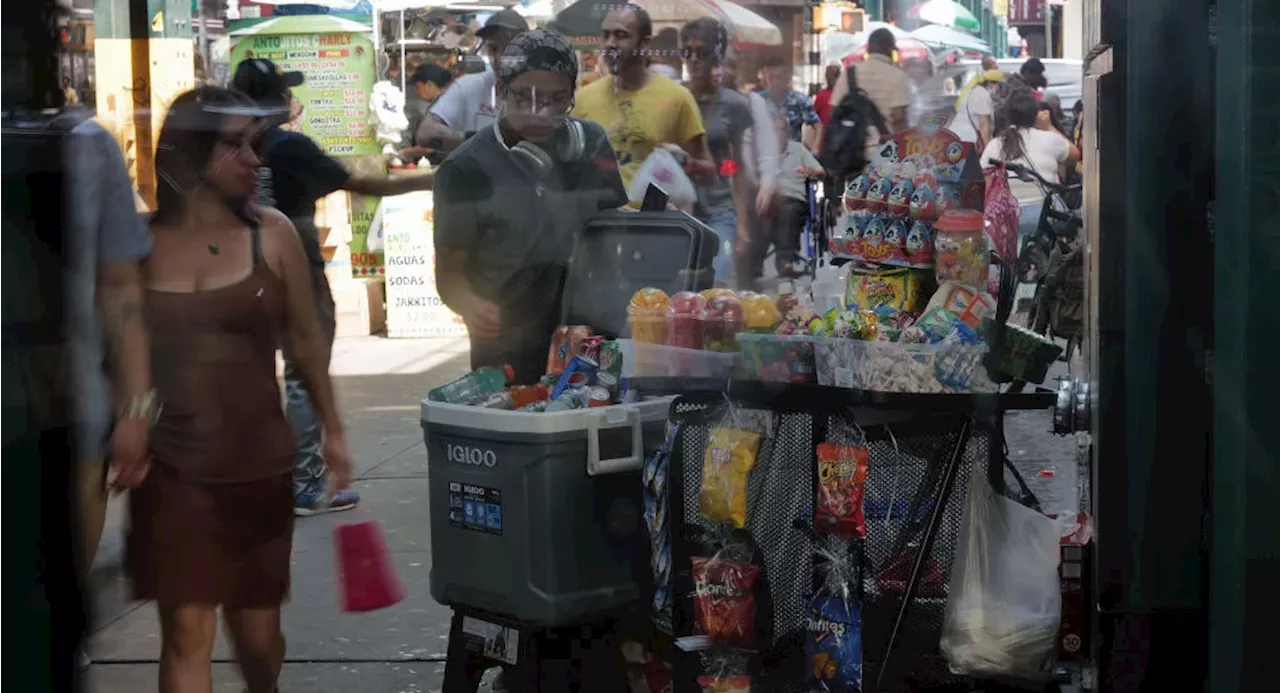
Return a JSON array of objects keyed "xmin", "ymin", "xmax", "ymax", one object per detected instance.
[{"xmin": 560, "ymin": 211, "xmax": 719, "ymax": 338}]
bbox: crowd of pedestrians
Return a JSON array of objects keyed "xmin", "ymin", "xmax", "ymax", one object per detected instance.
[{"xmin": 51, "ymin": 6, "xmax": 1078, "ymax": 690}]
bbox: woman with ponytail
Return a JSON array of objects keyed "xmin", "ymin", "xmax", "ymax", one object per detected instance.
[{"xmin": 981, "ymin": 90, "xmax": 1080, "ymax": 234}]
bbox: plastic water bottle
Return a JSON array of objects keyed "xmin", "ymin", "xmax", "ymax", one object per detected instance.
[
  {"xmin": 427, "ymin": 365, "xmax": 513, "ymax": 404},
  {"xmin": 812, "ymin": 254, "xmax": 845, "ymax": 314}
]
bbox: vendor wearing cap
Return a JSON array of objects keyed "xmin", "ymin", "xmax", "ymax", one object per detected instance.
[
  {"xmin": 232, "ymin": 58, "xmax": 434, "ymax": 516},
  {"xmin": 433, "ymin": 29, "xmax": 627, "ymax": 384},
  {"xmin": 416, "ymin": 9, "xmax": 529, "ymax": 153}
]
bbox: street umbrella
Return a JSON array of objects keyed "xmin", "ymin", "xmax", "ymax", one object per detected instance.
[
  {"xmin": 910, "ymin": 24, "xmax": 992, "ymax": 57},
  {"xmin": 549, "ymin": 0, "xmax": 782, "ymax": 49},
  {"xmin": 907, "ymin": 0, "xmax": 982, "ymax": 34},
  {"xmin": 842, "ymin": 27, "xmax": 932, "ymax": 68}
]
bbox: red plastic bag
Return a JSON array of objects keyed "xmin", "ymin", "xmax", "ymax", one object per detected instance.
[
  {"xmin": 983, "ymin": 164, "xmax": 1022, "ymax": 293},
  {"xmin": 335, "ymin": 520, "xmax": 406, "ymax": 612},
  {"xmin": 692, "ymin": 556, "xmax": 760, "ymax": 647},
  {"xmin": 815, "ymin": 443, "xmax": 870, "ymax": 538}
]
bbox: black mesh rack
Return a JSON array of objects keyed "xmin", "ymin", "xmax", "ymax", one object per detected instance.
[{"xmin": 632, "ymin": 378, "xmax": 1055, "ymax": 693}]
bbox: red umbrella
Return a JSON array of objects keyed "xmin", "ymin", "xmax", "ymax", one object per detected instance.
[{"xmin": 842, "ymin": 37, "xmax": 932, "ymax": 68}]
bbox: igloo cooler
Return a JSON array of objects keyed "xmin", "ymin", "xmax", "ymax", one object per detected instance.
[{"xmin": 422, "ymin": 397, "xmax": 671, "ymax": 627}]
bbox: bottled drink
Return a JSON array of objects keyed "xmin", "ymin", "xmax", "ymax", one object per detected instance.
[
  {"xmin": 427, "ymin": 365, "xmax": 514, "ymax": 404},
  {"xmin": 508, "ymin": 383, "xmax": 549, "ymax": 410}
]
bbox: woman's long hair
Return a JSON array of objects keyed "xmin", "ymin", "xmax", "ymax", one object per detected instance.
[
  {"xmin": 995, "ymin": 90, "xmax": 1039, "ymax": 164},
  {"xmin": 152, "ymin": 87, "xmax": 260, "ymax": 226}
]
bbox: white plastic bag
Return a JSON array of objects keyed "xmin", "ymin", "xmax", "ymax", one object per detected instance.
[
  {"xmin": 940, "ymin": 466, "xmax": 1062, "ymax": 680},
  {"xmin": 627, "ymin": 148, "xmax": 697, "ymax": 207}
]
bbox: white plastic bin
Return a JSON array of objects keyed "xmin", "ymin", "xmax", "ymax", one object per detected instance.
[
  {"xmin": 814, "ymin": 339, "xmax": 997, "ymax": 394},
  {"xmin": 617, "ymin": 339, "xmax": 737, "ymax": 380},
  {"xmin": 737, "ymin": 333, "xmax": 817, "ymax": 383}
]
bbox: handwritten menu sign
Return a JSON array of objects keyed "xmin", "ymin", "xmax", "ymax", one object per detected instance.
[
  {"xmin": 231, "ymin": 29, "xmax": 377, "ymax": 157},
  {"xmin": 381, "ymin": 192, "xmax": 468, "ymax": 339}
]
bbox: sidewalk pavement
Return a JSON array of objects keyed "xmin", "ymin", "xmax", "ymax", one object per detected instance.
[
  {"xmin": 84, "ymin": 336, "xmax": 1082, "ymax": 692},
  {"xmin": 86, "ymin": 336, "xmax": 482, "ymax": 693}
]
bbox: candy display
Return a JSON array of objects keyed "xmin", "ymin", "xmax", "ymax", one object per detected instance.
[
  {"xmin": 845, "ymin": 267, "xmax": 928, "ymax": 314},
  {"xmin": 925, "ymin": 282, "xmax": 997, "ymax": 330},
  {"xmin": 692, "ymin": 556, "xmax": 760, "ymax": 647},
  {"xmin": 738, "ymin": 333, "xmax": 816, "ymax": 384},
  {"xmin": 933, "ymin": 210, "xmax": 990, "ymax": 289},
  {"xmin": 905, "ymin": 220, "xmax": 935, "ymax": 268},
  {"xmin": 815, "ymin": 443, "xmax": 870, "ymax": 538},
  {"xmin": 805, "ymin": 596, "xmax": 863, "ymax": 693},
  {"xmin": 699, "ymin": 428, "xmax": 762, "ymax": 528},
  {"xmin": 887, "ymin": 178, "xmax": 913, "ymax": 217}
]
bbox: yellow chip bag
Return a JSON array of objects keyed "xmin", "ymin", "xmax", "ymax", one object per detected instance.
[{"xmin": 699, "ymin": 428, "xmax": 762, "ymax": 528}]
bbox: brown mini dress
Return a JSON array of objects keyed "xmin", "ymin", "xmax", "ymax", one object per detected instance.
[{"xmin": 128, "ymin": 222, "xmax": 298, "ymax": 608}]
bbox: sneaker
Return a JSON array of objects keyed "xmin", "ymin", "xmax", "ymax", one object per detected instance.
[{"xmin": 294, "ymin": 489, "xmax": 360, "ymax": 516}]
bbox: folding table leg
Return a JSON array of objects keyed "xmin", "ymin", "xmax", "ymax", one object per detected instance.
[{"xmin": 874, "ymin": 417, "xmax": 974, "ymax": 691}]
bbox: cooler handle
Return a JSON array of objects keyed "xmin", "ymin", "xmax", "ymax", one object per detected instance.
[{"xmin": 585, "ymin": 406, "xmax": 644, "ymax": 476}]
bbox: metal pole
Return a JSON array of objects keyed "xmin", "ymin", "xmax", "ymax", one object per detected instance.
[
  {"xmin": 196, "ymin": 0, "xmax": 210, "ymax": 82},
  {"xmin": 400, "ymin": 9, "xmax": 407, "ymax": 95},
  {"xmin": 1043, "ymin": 0, "xmax": 1053, "ymax": 58}
]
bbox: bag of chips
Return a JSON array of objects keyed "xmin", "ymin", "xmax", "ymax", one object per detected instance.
[
  {"xmin": 697, "ymin": 649, "xmax": 751, "ymax": 693},
  {"xmin": 805, "ymin": 595, "xmax": 863, "ymax": 692},
  {"xmin": 699, "ymin": 428, "xmax": 762, "ymax": 528},
  {"xmin": 815, "ymin": 443, "xmax": 870, "ymax": 537},
  {"xmin": 692, "ymin": 556, "xmax": 760, "ymax": 647}
]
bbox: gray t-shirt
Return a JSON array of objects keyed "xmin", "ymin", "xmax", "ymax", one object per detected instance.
[
  {"xmin": 693, "ymin": 87, "xmax": 752, "ymax": 219},
  {"xmin": 433, "ymin": 118, "xmax": 626, "ymax": 376},
  {"xmin": 64, "ymin": 119, "xmax": 152, "ymax": 461}
]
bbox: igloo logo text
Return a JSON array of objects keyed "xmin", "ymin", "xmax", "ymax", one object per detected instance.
[{"xmin": 446, "ymin": 443, "xmax": 497, "ymax": 468}]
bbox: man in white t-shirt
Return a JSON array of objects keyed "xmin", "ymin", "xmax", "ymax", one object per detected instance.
[
  {"xmin": 416, "ymin": 9, "xmax": 529, "ymax": 153},
  {"xmin": 948, "ymin": 70, "xmax": 1004, "ymax": 149}
]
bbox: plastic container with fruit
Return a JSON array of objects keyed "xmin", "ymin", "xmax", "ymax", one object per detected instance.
[
  {"xmin": 627, "ymin": 288, "xmax": 670, "ymax": 344},
  {"xmin": 700, "ymin": 294, "xmax": 744, "ymax": 353},
  {"xmin": 667, "ymin": 291, "xmax": 707, "ymax": 350}
]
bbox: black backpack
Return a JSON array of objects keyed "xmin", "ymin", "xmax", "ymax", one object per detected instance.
[{"xmin": 818, "ymin": 89, "xmax": 888, "ymax": 177}]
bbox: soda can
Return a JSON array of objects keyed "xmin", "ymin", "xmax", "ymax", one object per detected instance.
[
  {"xmin": 551, "ymin": 355, "xmax": 599, "ymax": 399},
  {"xmin": 587, "ymin": 386, "xmax": 612, "ymax": 408},
  {"xmin": 546, "ymin": 386, "xmax": 590, "ymax": 411},
  {"xmin": 546, "ymin": 325, "xmax": 593, "ymax": 376},
  {"xmin": 595, "ymin": 372, "xmax": 619, "ymax": 400},
  {"xmin": 579, "ymin": 335, "xmax": 607, "ymax": 361},
  {"xmin": 540, "ymin": 374, "xmax": 560, "ymax": 391},
  {"xmin": 515, "ymin": 400, "xmax": 548, "ymax": 413},
  {"xmin": 597, "ymin": 340, "xmax": 623, "ymax": 377}
]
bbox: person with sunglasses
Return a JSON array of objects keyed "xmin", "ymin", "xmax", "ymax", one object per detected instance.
[
  {"xmin": 231, "ymin": 59, "xmax": 432, "ymax": 516},
  {"xmin": 433, "ymin": 29, "xmax": 627, "ymax": 386}
]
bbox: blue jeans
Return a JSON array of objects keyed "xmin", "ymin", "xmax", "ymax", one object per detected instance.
[
  {"xmin": 702, "ymin": 209, "xmax": 738, "ymax": 286},
  {"xmin": 284, "ymin": 267, "xmax": 336, "ymax": 500}
]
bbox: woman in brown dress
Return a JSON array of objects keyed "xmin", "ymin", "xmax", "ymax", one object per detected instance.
[{"xmin": 123, "ymin": 87, "xmax": 353, "ymax": 693}]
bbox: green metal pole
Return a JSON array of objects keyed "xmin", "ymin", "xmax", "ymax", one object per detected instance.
[{"xmin": 864, "ymin": 0, "xmax": 883, "ymax": 23}]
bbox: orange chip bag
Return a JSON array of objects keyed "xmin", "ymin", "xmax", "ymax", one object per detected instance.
[
  {"xmin": 698, "ymin": 675, "xmax": 751, "ymax": 693},
  {"xmin": 698, "ymin": 428, "xmax": 762, "ymax": 528},
  {"xmin": 815, "ymin": 443, "xmax": 870, "ymax": 538},
  {"xmin": 692, "ymin": 556, "xmax": 760, "ymax": 647}
]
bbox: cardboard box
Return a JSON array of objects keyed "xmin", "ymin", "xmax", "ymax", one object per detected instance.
[
  {"xmin": 315, "ymin": 192, "xmax": 353, "ymax": 246},
  {"xmin": 332, "ymin": 278, "xmax": 386, "ymax": 338},
  {"xmin": 323, "ymin": 244, "xmax": 352, "ymax": 285},
  {"xmin": 1056, "ymin": 512, "xmax": 1093, "ymax": 661}
]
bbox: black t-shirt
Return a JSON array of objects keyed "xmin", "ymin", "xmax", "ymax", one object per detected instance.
[
  {"xmin": 255, "ymin": 128, "xmax": 351, "ymax": 267},
  {"xmin": 433, "ymin": 118, "xmax": 627, "ymax": 381}
]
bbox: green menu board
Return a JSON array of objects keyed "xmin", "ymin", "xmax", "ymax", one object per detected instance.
[{"xmin": 230, "ymin": 16, "xmax": 377, "ymax": 157}]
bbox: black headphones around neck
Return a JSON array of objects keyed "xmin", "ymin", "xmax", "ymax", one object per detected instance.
[{"xmin": 496, "ymin": 117, "xmax": 585, "ymax": 180}]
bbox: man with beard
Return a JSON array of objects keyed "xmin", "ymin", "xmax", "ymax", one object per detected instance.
[{"xmin": 573, "ymin": 4, "xmax": 714, "ymax": 198}]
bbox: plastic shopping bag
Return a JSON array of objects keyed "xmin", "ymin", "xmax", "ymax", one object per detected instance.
[
  {"xmin": 940, "ymin": 466, "xmax": 1061, "ymax": 679},
  {"xmin": 628, "ymin": 148, "xmax": 697, "ymax": 207},
  {"xmin": 983, "ymin": 164, "xmax": 1022, "ymax": 296}
]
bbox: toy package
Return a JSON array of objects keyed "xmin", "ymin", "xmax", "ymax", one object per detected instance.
[
  {"xmin": 815, "ymin": 443, "xmax": 870, "ymax": 538},
  {"xmin": 692, "ymin": 556, "xmax": 761, "ymax": 647},
  {"xmin": 845, "ymin": 267, "xmax": 929, "ymax": 314},
  {"xmin": 699, "ymin": 428, "xmax": 762, "ymax": 528}
]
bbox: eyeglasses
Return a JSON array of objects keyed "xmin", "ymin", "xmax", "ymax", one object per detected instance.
[
  {"xmin": 504, "ymin": 87, "xmax": 574, "ymax": 115},
  {"xmin": 680, "ymin": 46, "xmax": 718, "ymax": 62}
]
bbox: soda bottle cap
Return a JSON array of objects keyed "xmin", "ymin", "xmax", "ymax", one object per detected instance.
[
  {"xmin": 534, "ymin": 382, "xmax": 548, "ymax": 397},
  {"xmin": 502, "ymin": 364, "xmax": 515, "ymax": 384}
]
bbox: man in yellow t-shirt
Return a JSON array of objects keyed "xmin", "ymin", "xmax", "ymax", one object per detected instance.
[{"xmin": 573, "ymin": 4, "xmax": 714, "ymax": 196}]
